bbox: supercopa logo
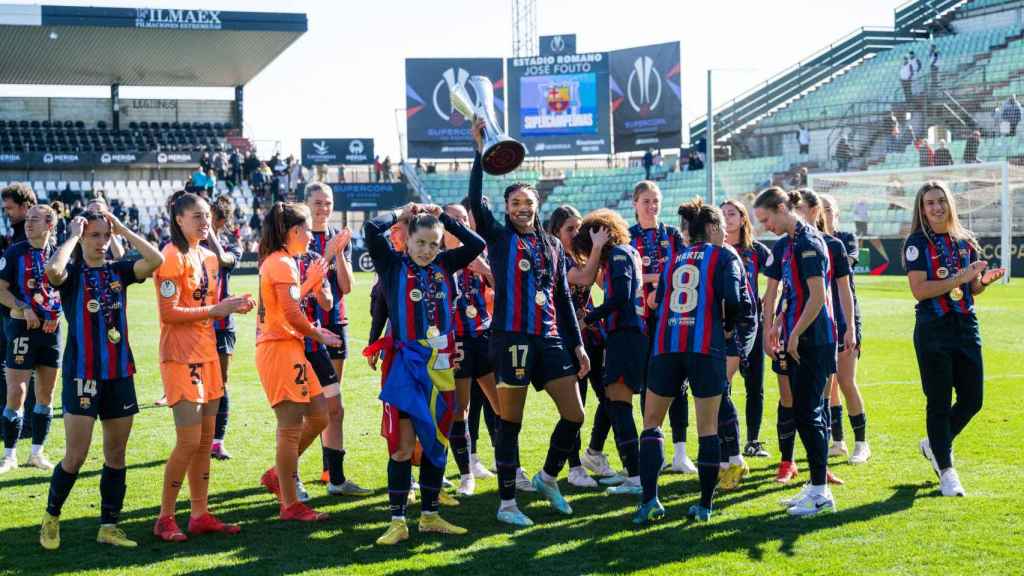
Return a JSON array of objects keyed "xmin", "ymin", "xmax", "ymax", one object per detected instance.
[
  {"xmin": 627, "ymin": 55, "xmax": 662, "ymax": 115},
  {"xmin": 433, "ymin": 67, "xmax": 477, "ymax": 126}
]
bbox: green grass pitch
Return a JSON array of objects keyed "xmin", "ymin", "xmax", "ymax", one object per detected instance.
[{"xmin": 1, "ymin": 274, "xmax": 1021, "ymax": 575}]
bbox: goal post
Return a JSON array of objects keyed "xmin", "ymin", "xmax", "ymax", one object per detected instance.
[{"xmin": 809, "ymin": 161, "xmax": 1020, "ymax": 283}]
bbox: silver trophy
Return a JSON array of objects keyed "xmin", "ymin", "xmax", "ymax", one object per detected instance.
[{"xmin": 449, "ymin": 75, "xmax": 525, "ymax": 176}]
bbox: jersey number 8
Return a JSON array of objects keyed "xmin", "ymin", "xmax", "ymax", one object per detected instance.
[{"xmin": 669, "ymin": 264, "xmax": 700, "ymax": 314}]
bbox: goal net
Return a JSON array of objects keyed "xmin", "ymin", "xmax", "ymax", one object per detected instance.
[{"xmin": 809, "ymin": 161, "xmax": 1022, "ymax": 281}]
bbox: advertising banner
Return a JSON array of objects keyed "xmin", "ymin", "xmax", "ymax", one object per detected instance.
[
  {"xmin": 405, "ymin": 58, "xmax": 505, "ymax": 158},
  {"xmin": 329, "ymin": 182, "xmax": 408, "ymax": 211},
  {"xmin": 609, "ymin": 41, "xmax": 682, "ymax": 152},
  {"xmin": 508, "ymin": 52, "xmax": 610, "ymax": 156},
  {"xmin": 301, "ymin": 138, "xmax": 374, "ymax": 165}
]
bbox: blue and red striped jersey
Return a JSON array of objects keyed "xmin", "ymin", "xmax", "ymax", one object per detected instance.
[
  {"xmin": 629, "ymin": 222, "xmax": 686, "ymax": 320},
  {"xmin": 294, "ymin": 252, "xmax": 327, "ymax": 353},
  {"xmin": 764, "ymin": 221, "xmax": 837, "ymax": 347},
  {"xmin": 467, "ymin": 154, "xmax": 583, "ymax": 350},
  {"xmin": 567, "ymin": 258, "xmax": 603, "ymax": 347},
  {"xmin": 202, "ymin": 231, "xmax": 243, "ymax": 333},
  {"xmin": 904, "ymin": 230, "xmax": 978, "ymax": 320},
  {"xmin": 57, "ymin": 259, "xmax": 142, "ymax": 380},
  {"xmin": 0, "ymin": 240, "xmax": 61, "ymax": 322},
  {"xmin": 835, "ymin": 230, "xmax": 861, "ymax": 323},
  {"xmin": 585, "ymin": 243, "xmax": 645, "ymax": 333},
  {"xmin": 651, "ymin": 242, "xmax": 743, "ymax": 357},
  {"xmin": 364, "ymin": 211, "xmax": 485, "ymax": 343},
  {"xmin": 823, "ymin": 234, "xmax": 851, "ymax": 338},
  {"xmin": 453, "ymin": 268, "xmax": 491, "ymax": 338},
  {"xmin": 308, "ymin": 228, "xmax": 352, "ymax": 327},
  {"xmin": 734, "ymin": 240, "xmax": 771, "ymax": 315}
]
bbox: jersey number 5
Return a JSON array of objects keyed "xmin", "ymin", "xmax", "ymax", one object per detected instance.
[{"xmin": 669, "ymin": 264, "xmax": 700, "ymax": 314}]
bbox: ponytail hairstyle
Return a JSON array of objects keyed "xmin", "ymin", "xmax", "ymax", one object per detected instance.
[
  {"xmin": 753, "ymin": 186, "xmax": 801, "ymax": 213},
  {"xmin": 720, "ymin": 199, "xmax": 753, "ymax": 250},
  {"xmin": 168, "ymin": 191, "xmax": 209, "ymax": 253},
  {"xmin": 904, "ymin": 180, "xmax": 979, "ymax": 267},
  {"xmin": 547, "ymin": 204, "xmax": 582, "ymax": 237},
  {"xmin": 70, "ymin": 210, "xmax": 109, "ymax": 265},
  {"xmin": 795, "ymin": 188, "xmax": 826, "ymax": 230},
  {"xmin": 632, "ymin": 180, "xmax": 662, "ymax": 221},
  {"xmin": 259, "ymin": 202, "xmax": 311, "ymax": 262},
  {"xmin": 572, "ymin": 208, "xmax": 630, "ymax": 263},
  {"xmin": 678, "ymin": 197, "xmax": 724, "ymax": 245}
]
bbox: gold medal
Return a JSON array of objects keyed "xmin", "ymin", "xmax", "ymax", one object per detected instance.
[
  {"xmin": 426, "ymin": 326, "xmax": 440, "ymax": 338},
  {"xmin": 86, "ymin": 299, "xmax": 100, "ymax": 313},
  {"xmin": 410, "ymin": 288, "xmax": 423, "ymax": 302},
  {"xmin": 950, "ymin": 287, "xmax": 963, "ymax": 301},
  {"xmin": 642, "ymin": 256, "xmax": 652, "ymax": 267},
  {"xmin": 434, "ymin": 272, "xmax": 444, "ymax": 281},
  {"xmin": 466, "ymin": 305, "xmax": 478, "ymax": 319},
  {"xmin": 107, "ymin": 328, "xmax": 121, "ymax": 344},
  {"xmin": 518, "ymin": 259, "xmax": 531, "ymax": 272},
  {"xmin": 26, "ymin": 278, "xmax": 36, "ymax": 289},
  {"xmin": 110, "ymin": 281, "xmax": 122, "ymax": 292},
  {"xmin": 936, "ymin": 267, "xmax": 949, "ymax": 279},
  {"xmin": 535, "ymin": 292, "xmax": 547, "ymax": 306}
]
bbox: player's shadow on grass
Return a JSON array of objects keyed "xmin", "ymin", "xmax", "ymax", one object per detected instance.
[
  {"xmin": 0, "ymin": 474, "xmax": 931, "ymax": 576},
  {"xmin": 0, "ymin": 458, "xmax": 165, "ymax": 490}
]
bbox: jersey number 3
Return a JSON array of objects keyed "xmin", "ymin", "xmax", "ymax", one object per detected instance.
[{"xmin": 669, "ymin": 264, "xmax": 700, "ymax": 314}]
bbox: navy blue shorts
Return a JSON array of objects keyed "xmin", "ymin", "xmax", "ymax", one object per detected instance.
[
  {"xmin": 455, "ymin": 332, "xmax": 494, "ymax": 380},
  {"xmin": 601, "ymin": 329, "xmax": 648, "ymax": 392},
  {"xmin": 784, "ymin": 344, "xmax": 836, "ymax": 399},
  {"xmin": 726, "ymin": 322, "xmax": 757, "ymax": 360},
  {"xmin": 306, "ymin": 347, "xmax": 339, "ymax": 387},
  {"xmin": 216, "ymin": 330, "xmax": 236, "ymax": 355},
  {"xmin": 647, "ymin": 352, "xmax": 727, "ymax": 399},
  {"xmin": 5, "ymin": 319, "xmax": 60, "ymax": 369},
  {"xmin": 326, "ymin": 323, "xmax": 349, "ymax": 360},
  {"xmin": 491, "ymin": 331, "xmax": 576, "ymax": 391},
  {"xmin": 62, "ymin": 374, "xmax": 139, "ymax": 421}
]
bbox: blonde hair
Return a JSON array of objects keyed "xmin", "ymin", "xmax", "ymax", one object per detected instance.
[{"xmin": 904, "ymin": 180, "xmax": 979, "ymax": 266}]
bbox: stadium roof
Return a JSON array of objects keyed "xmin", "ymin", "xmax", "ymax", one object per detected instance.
[{"xmin": 0, "ymin": 4, "xmax": 307, "ymax": 87}]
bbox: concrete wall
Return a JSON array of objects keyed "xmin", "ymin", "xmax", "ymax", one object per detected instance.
[
  {"xmin": 954, "ymin": 4, "xmax": 1024, "ymax": 34},
  {"xmin": 0, "ymin": 97, "xmax": 233, "ymax": 126}
]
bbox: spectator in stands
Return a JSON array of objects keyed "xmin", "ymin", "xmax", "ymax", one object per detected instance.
[
  {"xmin": 248, "ymin": 206, "xmax": 264, "ymax": 238},
  {"xmin": 382, "ymin": 156, "xmax": 393, "ymax": 182},
  {"xmin": 902, "ymin": 122, "xmax": 917, "ymax": 151},
  {"xmin": 790, "ymin": 167, "xmax": 808, "ymax": 188},
  {"xmin": 909, "ymin": 51, "xmax": 922, "ymax": 76},
  {"xmin": 885, "ymin": 111, "xmax": 901, "ymax": 152},
  {"xmin": 853, "ymin": 198, "xmax": 869, "ymax": 237},
  {"xmin": 188, "ymin": 167, "xmax": 208, "ymax": 193},
  {"xmin": 243, "ymin": 150, "xmax": 259, "ymax": 185},
  {"xmin": 205, "ymin": 168, "xmax": 217, "ymax": 195},
  {"xmin": 128, "ymin": 203, "xmax": 140, "ymax": 229},
  {"xmin": 929, "ymin": 45, "xmax": 940, "ymax": 93},
  {"xmin": 900, "ymin": 56, "xmax": 914, "ymax": 102},
  {"xmin": 229, "ymin": 148, "xmax": 242, "ymax": 189},
  {"xmin": 213, "ymin": 149, "xmax": 228, "ymax": 182},
  {"xmin": 835, "ymin": 135, "xmax": 852, "ymax": 172},
  {"xmin": 286, "ymin": 155, "xmax": 302, "ymax": 196},
  {"xmin": 414, "ymin": 158, "xmax": 423, "ymax": 174},
  {"xmin": 200, "ymin": 150, "xmax": 211, "ymax": 172},
  {"xmin": 373, "ymin": 155, "xmax": 382, "ymax": 181},
  {"xmin": 643, "ymin": 148, "xmax": 654, "ymax": 179},
  {"xmin": 934, "ymin": 139, "xmax": 954, "ymax": 166},
  {"xmin": 689, "ymin": 151, "xmax": 704, "ymax": 171},
  {"xmin": 49, "ymin": 200, "xmax": 68, "ymax": 244},
  {"xmin": 964, "ymin": 130, "xmax": 981, "ymax": 163},
  {"xmin": 917, "ymin": 138, "xmax": 934, "ymax": 167},
  {"xmin": 1002, "ymin": 95, "xmax": 1022, "ymax": 137},
  {"xmin": 798, "ymin": 124, "xmax": 811, "ymax": 155}
]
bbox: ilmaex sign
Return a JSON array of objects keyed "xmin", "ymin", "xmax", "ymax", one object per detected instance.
[{"xmin": 301, "ymin": 138, "xmax": 374, "ymax": 166}]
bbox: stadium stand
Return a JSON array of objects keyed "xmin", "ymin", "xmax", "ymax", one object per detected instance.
[{"xmin": 0, "ymin": 119, "xmax": 233, "ymax": 154}]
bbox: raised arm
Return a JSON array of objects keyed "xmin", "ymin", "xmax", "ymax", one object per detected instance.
[
  {"xmin": 469, "ymin": 121, "xmax": 500, "ymax": 242},
  {"xmin": 46, "ymin": 217, "xmax": 84, "ymax": 287},
  {"xmin": 105, "ymin": 210, "xmax": 163, "ymax": 279},
  {"xmin": 437, "ymin": 211, "xmax": 486, "ymax": 272}
]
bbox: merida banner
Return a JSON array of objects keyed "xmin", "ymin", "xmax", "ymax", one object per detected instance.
[
  {"xmin": 0, "ymin": 151, "xmax": 201, "ymax": 168},
  {"xmin": 609, "ymin": 41, "xmax": 682, "ymax": 152},
  {"xmin": 301, "ymin": 138, "xmax": 374, "ymax": 166}
]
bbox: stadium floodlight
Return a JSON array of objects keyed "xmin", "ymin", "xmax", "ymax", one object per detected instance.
[{"xmin": 810, "ymin": 161, "xmax": 1021, "ymax": 283}]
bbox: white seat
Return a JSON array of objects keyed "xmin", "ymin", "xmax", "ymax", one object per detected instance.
[
  {"xmin": 46, "ymin": 181, "xmax": 57, "ymax": 192},
  {"xmin": 149, "ymin": 180, "xmax": 161, "ymax": 191}
]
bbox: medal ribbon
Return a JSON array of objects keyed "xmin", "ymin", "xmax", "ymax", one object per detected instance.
[
  {"xmin": 408, "ymin": 257, "xmax": 442, "ymax": 329},
  {"xmin": 518, "ymin": 233, "xmax": 552, "ymax": 294},
  {"xmin": 641, "ymin": 226, "xmax": 664, "ymax": 273},
  {"xmin": 85, "ymin": 266, "xmax": 120, "ymax": 338}
]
